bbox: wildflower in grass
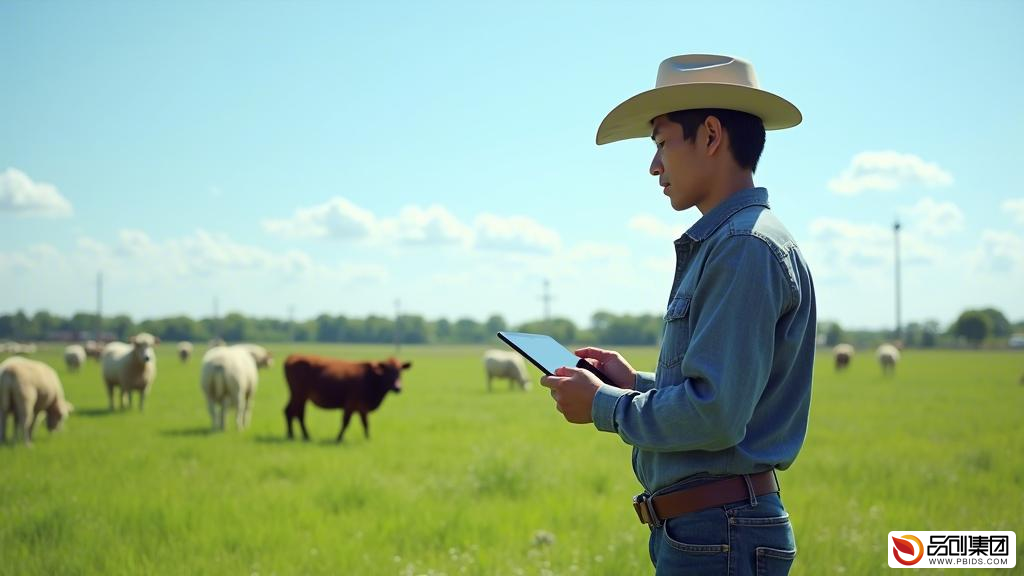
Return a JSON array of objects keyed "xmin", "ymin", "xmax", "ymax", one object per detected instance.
[{"xmin": 532, "ymin": 530, "xmax": 556, "ymax": 547}]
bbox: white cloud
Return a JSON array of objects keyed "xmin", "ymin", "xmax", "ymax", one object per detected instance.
[
  {"xmin": 473, "ymin": 213, "xmax": 562, "ymax": 254},
  {"xmin": 1002, "ymin": 198, "xmax": 1024, "ymax": 226},
  {"xmin": 67, "ymin": 229, "xmax": 323, "ymax": 280},
  {"xmin": 827, "ymin": 151, "xmax": 953, "ymax": 195},
  {"xmin": 970, "ymin": 230, "xmax": 1024, "ymax": 275},
  {"xmin": 0, "ymin": 244, "xmax": 66, "ymax": 273},
  {"xmin": 0, "ymin": 230, "xmax": 393, "ymax": 321},
  {"xmin": 384, "ymin": 205, "xmax": 473, "ymax": 247},
  {"xmin": 904, "ymin": 197, "xmax": 964, "ymax": 237},
  {"xmin": 0, "ymin": 168, "xmax": 73, "ymax": 217},
  {"xmin": 263, "ymin": 197, "xmax": 377, "ymax": 240},
  {"xmin": 628, "ymin": 214, "xmax": 685, "ymax": 240},
  {"xmin": 804, "ymin": 217, "xmax": 943, "ymax": 282},
  {"xmin": 265, "ymin": 197, "xmax": 561, "ymax": 254},
  {"xmin": 115, "ymin": 229, "xmax": 160, "ymax": 259}
]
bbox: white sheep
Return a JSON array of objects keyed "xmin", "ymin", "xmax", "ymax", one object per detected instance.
[
  {"xmin": 3, "ymin": 342, "xmax": 38, "ymax": 355},
  {"xmin": 102, "ymin": 332, "xmax": 158, "ymax": 411},
  {"xmin": 84, "ymin": 340, "xmax": 103, "ymax": 361},
  {"xmin": 177, "ymin": 341, "xmax": 193, "ymax": 363},
  {"xmin": 832, "ymin": 343, "xmax": 855, "ymax": 371},
  {"xmin": 483, "ymin": 349, "xmax": 530, "ymax": 391},
  {"xmin": 200, "ymin": 345, "xmax": 258, "ymax": 431},
  {"xmin": 876, "ymin": 343, "xmax": 901, "ymax": 376},
  {"xmin": 236, "ymin": 343, "xmax": 273, "ymax": 369},
  {"xmin": 0, "ymin": 356, "xmax": 74, "ymax": 445},
  {"xmin": 64, "ymin": 344, "xmax": 87, "ymax": 373}
]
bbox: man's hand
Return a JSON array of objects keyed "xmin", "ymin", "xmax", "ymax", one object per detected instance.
[
  {"xmin": 574, "ymin": 347, "xmax": 636, "ymax": 389},
  {"xmin": 540, "ymin": 366, "xmax": 602, "ymax": 424}
]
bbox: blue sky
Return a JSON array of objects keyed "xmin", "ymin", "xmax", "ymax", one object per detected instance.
[{"xmin": 2, "ymin": 0, "xmax": 1022, "ymax": 330}]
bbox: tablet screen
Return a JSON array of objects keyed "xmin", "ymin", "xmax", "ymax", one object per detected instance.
[{"xmin": 496, "ymin": 331, "xmax": 580, "ymax": 376}]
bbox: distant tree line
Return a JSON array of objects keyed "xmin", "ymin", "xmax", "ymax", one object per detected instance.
[
  {"xmin": 818, "ymin": 307, "xmax": 1021, "ymax": 349},
  {"xmin": 1, "ymin": 307, "xmax": 1018, "ymax": 348},
  {"xmin": 0, "ymin": 309, "xmax": 663, "ymax": 346}
]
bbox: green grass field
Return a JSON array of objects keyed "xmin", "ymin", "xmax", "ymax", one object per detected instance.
[{"xmin": 1, "ymin": 345, "xmax": 1021, "ymax": 575}]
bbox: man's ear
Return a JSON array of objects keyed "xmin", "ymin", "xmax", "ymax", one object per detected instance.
[{"xmin": 704, "ymin": 115, "xmax": 723, "ymax": 155}]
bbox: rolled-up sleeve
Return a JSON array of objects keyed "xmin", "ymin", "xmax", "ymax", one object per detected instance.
[
  {"xmin": 635, "ymin": 371, "xmax": 656, "ymax": 393},
  {"xmin": 600, "ymin": 235, "xmax": 792, "ymax": 452},
  {"xmin": 592, "ymin": 384, "xmax": 635, "ymax": 432}
]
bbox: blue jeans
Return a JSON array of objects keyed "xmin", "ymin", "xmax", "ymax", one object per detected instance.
[{"xmin": 647, "ymin": 475, "xmax": 797, "ymax": 575}]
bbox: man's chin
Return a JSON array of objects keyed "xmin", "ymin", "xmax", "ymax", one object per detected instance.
[{"xmin": 669, "ymin": 197, "xmax": 694, "ymax": 212}]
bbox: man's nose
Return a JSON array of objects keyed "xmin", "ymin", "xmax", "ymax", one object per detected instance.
[{"xmin": 649, "ymin": 153, "xmax": 662, "ymax": 177}]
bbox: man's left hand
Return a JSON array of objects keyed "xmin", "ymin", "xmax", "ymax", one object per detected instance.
[{"xmin": 539, "ymin": 366, "xmax": 602, "ymax": 424}]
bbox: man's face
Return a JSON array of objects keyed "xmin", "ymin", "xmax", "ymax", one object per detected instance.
[{"xmin": 649, "ymin": 115, "xmax": 709, "ymax": 212}]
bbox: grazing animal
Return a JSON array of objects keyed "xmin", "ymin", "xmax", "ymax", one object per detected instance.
[
  {"xmin": 283, "ymin": 354, "xmax": 411, "ymax": 442},
  {"xmin": 832, "ymin": 343, "xmax": 855, "ymax": 371},
  {"xmin": 3, "ymin": 342, "xmax": 37, "ymax": 355},
  {"xmin": 200, "ymin": 345, "xmax": 258, "ymax": 431},
  {"xmin": 0, "ymin": 357, "xmax": 73, "ymax": 445},
  {"xmin": 84, "ymin": 340, "xmax": 103, "ymax": 361},
  {"xmin": 64, "ymin": 344, "xmax": 87, "ymax": 373},
  {"xmin": 236, "ymin": 343, "xmax": 273, "ymax": 369},
  {"xmin": 177, "ymin": 341, "xmax": 193, "ymax": 363},
  {"xmin": 101, "ymin": 333, "xmax": 158, "ymax": 411},
  {"xmin": 876, "ymin": 343, "xmax": 901, "ymax": 376},
  {"xmin": 483, "ymin": 349, "xmax": 530, "ymax": 391}
]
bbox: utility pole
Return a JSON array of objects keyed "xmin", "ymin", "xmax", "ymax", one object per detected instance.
[
  {"xmin": 541, "ymin": 279, "xmax": 553, "ymax": 328},
  {"xmin": 288, "ymin": 305, "xmax": 295, "ymax": 342},
  {"xmin": 213, "ymin": 296, "xmax": 220, "ymax": 340},
  {"xmin": 893, "ymin": 220, "xmax": 902, "ymax": 342}
]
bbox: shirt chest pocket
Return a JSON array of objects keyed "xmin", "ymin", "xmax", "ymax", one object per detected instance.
[{"xmin": 658, "ymin": 295, "xmax": 692, "ymax": 369}]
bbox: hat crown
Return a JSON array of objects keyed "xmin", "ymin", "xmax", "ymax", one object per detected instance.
[
  {"xmin": 596, "ymin": 53, "xmax": 800, "ymax": 145},
  {"xmin": 656, "ymin": 54, "xmax": 760, "ymax": 90}
]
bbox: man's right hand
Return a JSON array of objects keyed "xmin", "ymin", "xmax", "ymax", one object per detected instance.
[{"xmin": 574, "ymin": 347, "xmax": 636, "ymax": 390}]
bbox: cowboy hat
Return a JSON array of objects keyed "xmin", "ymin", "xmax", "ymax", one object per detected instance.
[{"xmin": 596, "ymin": 54, "xmax": 801, "ymax": 145}]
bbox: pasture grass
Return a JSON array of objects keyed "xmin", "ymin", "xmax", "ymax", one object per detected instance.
[{"xmin": 1, "ymin": 344, "xmax": 1021, "ymax": 575}]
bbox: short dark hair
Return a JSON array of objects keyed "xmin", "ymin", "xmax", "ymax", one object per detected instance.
[{"xmin": 666, "ymin": 109, "xmax": 766, "ymax": 172}]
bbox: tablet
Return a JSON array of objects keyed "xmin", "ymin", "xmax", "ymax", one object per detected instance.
[{"xmin": 496, "ymin": 331, "xmax": 614, "ymax": 386}]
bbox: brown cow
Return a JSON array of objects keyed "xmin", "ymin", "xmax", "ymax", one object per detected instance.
[{"xmin": 283, "ymin": 354, "xmax": 411, "ymax": 442}]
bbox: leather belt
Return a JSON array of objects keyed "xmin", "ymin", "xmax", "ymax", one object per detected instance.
[{"xmin": 633, "ymin": 470, "xmax": 779, "ymax": 527}]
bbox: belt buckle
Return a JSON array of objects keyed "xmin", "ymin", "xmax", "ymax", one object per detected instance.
[{"xmin": 632, "ymin": 493, "xmax": 663, "ymax": 528}]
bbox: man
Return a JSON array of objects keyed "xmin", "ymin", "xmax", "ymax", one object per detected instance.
[{"xmin": 540, "ymin": 54, "xmax": 816, "ymax": 575}]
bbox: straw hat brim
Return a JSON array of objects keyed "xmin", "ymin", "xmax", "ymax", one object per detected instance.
[{"xmin": 596, "ymin": 83, "xmax": 802, "ymax": 145}]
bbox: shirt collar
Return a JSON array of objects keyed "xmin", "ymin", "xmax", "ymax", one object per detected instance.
[{"xmin": 678, "ymin": 187, "xmax": 770, "ymax": 243}]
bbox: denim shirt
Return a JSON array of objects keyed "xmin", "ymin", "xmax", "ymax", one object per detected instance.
[{"xmin": 592, "ymin": 188, "xmax": 816, "ymax": 494}]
